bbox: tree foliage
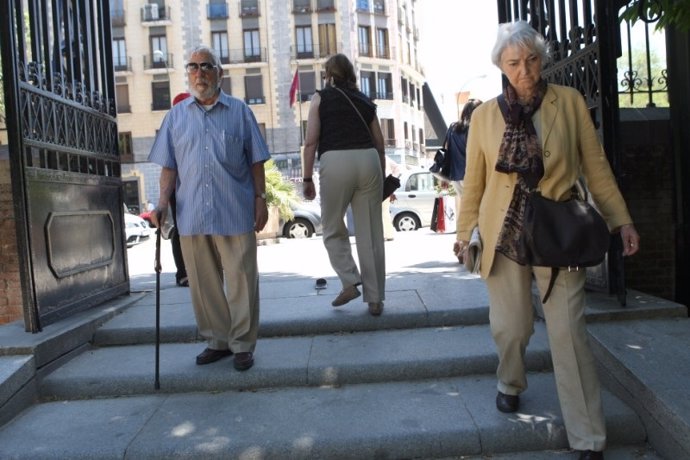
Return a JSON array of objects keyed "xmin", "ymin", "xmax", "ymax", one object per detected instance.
[{"xmin": 620, "ymin": 0, "xmax": 690, "ymax": 31}]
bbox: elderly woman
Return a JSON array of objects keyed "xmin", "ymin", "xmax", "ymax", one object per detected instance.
[
  {"xmin": 455, "ymin": 21, "xmax": 640, "ymax": 460},
  {"xmin": 302, "ymin": 54, "xmax": 387, "ymax": 316}
]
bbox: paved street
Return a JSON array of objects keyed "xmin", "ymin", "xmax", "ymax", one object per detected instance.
[{"xmin": 125, "ymin": 228, "xmax": 464, "ymax": 293}]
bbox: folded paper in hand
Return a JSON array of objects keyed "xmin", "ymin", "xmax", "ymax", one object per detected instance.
[{"xmin": 464, "ymin": 227, "xmax": 482, "ymax": 274}]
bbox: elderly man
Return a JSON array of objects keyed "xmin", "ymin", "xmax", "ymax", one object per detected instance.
[{"xmin": 149, "ymin": 45, "xmax": 270, "ymax": 371}]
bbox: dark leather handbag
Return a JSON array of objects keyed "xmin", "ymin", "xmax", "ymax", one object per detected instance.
[
  {"xmin": 383, "ymin": 174, "xmax": 401, "ymax": 201},
  {"xmin": 522, "ymin": 191, "xmax": 610, "ymax": 303}
]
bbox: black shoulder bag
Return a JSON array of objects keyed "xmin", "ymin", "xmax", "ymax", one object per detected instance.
[{"xmin": 496, "ymin": 95, "xmax": 611, "ymax": 303}]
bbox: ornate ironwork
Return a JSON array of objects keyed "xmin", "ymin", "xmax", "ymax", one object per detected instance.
[{"xmin": 0, "ymin": 0, "xmax": 128, "ymax": 331}]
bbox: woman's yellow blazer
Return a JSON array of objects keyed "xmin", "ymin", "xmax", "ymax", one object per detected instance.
[{"xmin": 457, "ymin": 83, "xmax": 634, "ymax": 278}]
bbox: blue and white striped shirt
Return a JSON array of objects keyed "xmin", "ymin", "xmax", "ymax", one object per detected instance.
[{"xmin": 148, "ymin": 91, "xmax": 270, "ymax": 236}]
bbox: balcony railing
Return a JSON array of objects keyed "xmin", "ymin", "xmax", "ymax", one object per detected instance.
[
  {"xmin": 141, "ymin": 4, "xmax": 171, "ymax": 23},
  {"xmin": 245, "ymin": 96, "xmax": 265, "ymax": 105},
  {"xmin": 376, "ymin": 47, "xmax": 390, "ymax": 59},
  {"xmin": 207, "ymin": 2, "xmax": 229, "ymax": 19},
  {"xmin": 110, "ymin": 8, "xmax": 126, "ymax": 26},
  {"xmin": 239, "ymin": 0, "xmax": 259, "ymax": 17},
  {"xmin": 113, "ymin": 56, "xmax": 132, "ymax": 72},
  {"xmin": 316, "ymin": 0, "xmax": 335, "ymax": 12},
  {"xmin": 216, "ymin": 48, "xmax": 267, "ymax": 64},
  {"xmin": 293, "ymin": 0, "xmax": 311, "ymax": 13},
  {"xmin": 143, "ymin": 53, "xmax": 174, "ymax": 70},
  {"xmin": 290, "ymin": 43, "xmax": 338, "ymax": 59}
]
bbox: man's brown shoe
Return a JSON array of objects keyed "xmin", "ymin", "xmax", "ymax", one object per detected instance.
[
  {"xmin": 496, "ymin": 391, "xmax": 519, "ymax": 413},
  {"xmin": 332, "ymin": 285, "xmax": 361, "ymax": 307},
  {"xmin": 196, "ymin": 348, "xmax": 232, "ymax": 365},
  {"xmin": 233, "ymin": 352, "xmax": 254, "ymax": 371}
]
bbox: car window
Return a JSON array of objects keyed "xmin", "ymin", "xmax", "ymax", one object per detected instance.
[{"xmin": 406, "ymin": 172, "xmax": 435, "ymax": 192}]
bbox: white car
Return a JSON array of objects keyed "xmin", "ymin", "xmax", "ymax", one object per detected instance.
[
  {"xmin": 390, "ymin": 170, "xmax": 440, "ymax": 231},
  {"xmin": 124, "ymin": 212, "xmax": 151, "ymax": 247}
]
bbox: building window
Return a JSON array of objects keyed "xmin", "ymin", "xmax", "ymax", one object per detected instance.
[
  {"xmin": 376, "ymin": 28, "xmax": 389, "ymax": 58},
  {"xmin": 207, "ymin": 1, "xmax": 229, "ymax": 19},
  {"xmin": 293, "ymin": 0, "xmax": 311, "ymax": 13},
  {"xmin": 299, "ymin": 72, "xmax": 316, "ymax": 102},
  {"xmin": 376, "ymin": 72, "xmax": 392, "ymax": 99},
  {"xmin": 244, "ymin": 74, "xmax": 264, "ymax": 104},
  {"xmin": 221, "ymin": 76, "xmax": 232, "ymax": 94},
  {"xmin": 296, "ymin": 26, "xmax": 313, "ymax": 59},
  {"xmin": 373, "ymin": 0, "xmax": 385, "ymax": 15},
  {"xmin": 118, "ymin": 131, "xmax": 133, "ymax": 161},
  {"xmin": 150, "ymin": 34, "xmax": 168, "ymax": 68},
  {"xmin": 212, "ymin": 31, "xmax": 230, "ymax": 64},
  {"xmin": 318, "ymin": 23, "xmax": 337, "ymax": 57},
  {"xmin": 360, "ymin": 71, "xmax": 375, "ymax": 99},
  {"xmin": 410, "ymin": 83, "xmax": 416, "ymax": 106},
  {"xmin": 316, "ymin": 0, "xmax": 335, "ymax": 11},
  {"xmin": 401, "ymin": 76, "xmax": 408, "ymax": 103},
  {"xmin": 240, "ymin": 0, "xmax": 259, "ymax": 17},
  {"xmin": 151, "ymin": 81, "xmax": 170, "ymax": 110},
  {"xmin": 358, "ymin": 26, "xmax": 371, "ymax": 57},
  {"xmin": 113, "ymin": 38, "xmax": 128, "ymax": 71},
  {"xmin": 381, "ymin": 118, "xmax": 395, "ymax": 146},
  {"xmin": 356, "ymin": 0, "xmax": 369, "ymax": 12},
  {"xmin": 243, "ymin": 29, "xmax": 261, "ymax": 62},
  {"xmin": 116, "ymin": 84, "xmax": 131, "ymax": 113}
]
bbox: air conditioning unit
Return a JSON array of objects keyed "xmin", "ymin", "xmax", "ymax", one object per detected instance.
[{"xmin": 144, "ymin": 3, "xmax": 159, "ymax": 20}]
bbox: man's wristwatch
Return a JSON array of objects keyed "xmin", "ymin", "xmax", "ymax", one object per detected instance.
[{"xmin": 255, "ymin": 192, "xmax": 266, "ymax": 200}]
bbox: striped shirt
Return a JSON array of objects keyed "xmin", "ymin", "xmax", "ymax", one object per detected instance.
[{"xmin": 148, "ymin": 91, "xmax": 270, "ymax": 236}]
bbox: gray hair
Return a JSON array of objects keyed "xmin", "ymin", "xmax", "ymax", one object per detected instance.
[
  {"xmin": 491, "ymin": 20, "xmax": 550, "ymax": 68},
  {"xmin": 188, "ymin": 45, "xmax": 221, "ymax": 68}
]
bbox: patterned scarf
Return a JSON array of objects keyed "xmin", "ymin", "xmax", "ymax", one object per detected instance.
[{"xmin": 494, "ymin": 80, "xmax": 548, "ymax": 264}]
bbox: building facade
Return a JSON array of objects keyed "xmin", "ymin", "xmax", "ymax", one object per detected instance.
[{"xmin": 111, "ymin": 0, "xmax": 428, "ymax": 212}]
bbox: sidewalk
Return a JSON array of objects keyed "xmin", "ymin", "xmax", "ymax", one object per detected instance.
[{"xmin": 0, "ymin": 230, "xmax": 688, "ymax": 459}]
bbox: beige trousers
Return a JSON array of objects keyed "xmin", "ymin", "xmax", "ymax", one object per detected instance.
[
  {"xmin": 180, "ymin": 233, "xmax": 259, "ymax": 353},
  {"xmin": 485, "ymin": 252, "xmax": 606, "ymax": 451},
  {"xmin": 319, "ymin": 148, "xmax": 385, "ymax": 303}
]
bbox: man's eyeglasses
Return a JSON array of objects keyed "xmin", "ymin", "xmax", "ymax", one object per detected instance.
[{"xmin": 185, "ymin": 62, "xmax": 217, "ymax": 73}]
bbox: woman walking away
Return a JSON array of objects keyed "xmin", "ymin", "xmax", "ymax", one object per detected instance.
[{"xmin": 302, "ymin": 53, "xmax": 387, "ymax": 317}]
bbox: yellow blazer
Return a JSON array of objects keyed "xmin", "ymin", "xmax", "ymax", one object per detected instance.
[{"xmin": 457, "ymin": 84, "xmax": 633, "ymax": 278}]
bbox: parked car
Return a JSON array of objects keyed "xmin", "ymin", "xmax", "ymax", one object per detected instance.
[
  {"xmin": 282, "ymin": 201, "xmax": 322, "ymax": 238},
  {"xmin": 139, "ymin": 210, "xmax": 155, "ymax": 227},
  {"xmin": 389, "ymin": 170, "xmax": 440, "ymax": 231},
  {"xmin": 124, "ymin": 212, "xmax": 151, "ymax": 247}
]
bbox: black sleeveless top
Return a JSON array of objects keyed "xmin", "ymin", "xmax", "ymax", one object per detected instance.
[{"xmin": 317, "ymin": 86, "xmax": 377, "ymax": 158}]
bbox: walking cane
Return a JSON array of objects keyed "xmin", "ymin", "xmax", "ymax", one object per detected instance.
[{"xmin": 154, "ymin": 226, "xmax": 162, "ymax": 390}]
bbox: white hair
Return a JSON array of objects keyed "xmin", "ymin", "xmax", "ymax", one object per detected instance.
[{"xmin": 491, "ymin": 20, "xmax": 550, "ymax": 68}]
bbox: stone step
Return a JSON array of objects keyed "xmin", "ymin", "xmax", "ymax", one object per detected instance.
[
  {"xmin": 41, "ymin": 323, "xmax": 552, "ymax": 400},
  {"xmin": 0, "ymin": 373, "xmax": 646, "ymax": 459}
]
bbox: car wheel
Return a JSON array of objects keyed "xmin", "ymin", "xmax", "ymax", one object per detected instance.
[
  {"xmin": 394, "ymin": 213, "xmax": 420, "ymax": 231},
  {"xmin": 285, "ymin": 218, "xmax": 315, "ymax": 238}
]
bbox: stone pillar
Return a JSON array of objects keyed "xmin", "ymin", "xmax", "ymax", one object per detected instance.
[{"xmin": 0, "ymin": 156, "xmax": 23, "ymax": 324}]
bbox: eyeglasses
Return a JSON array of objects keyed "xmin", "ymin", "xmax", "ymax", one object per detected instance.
[{"xmin": 185, "ymin": 62, "xmax": 217, "ymax": 73}]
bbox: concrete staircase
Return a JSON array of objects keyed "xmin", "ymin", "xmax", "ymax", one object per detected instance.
[{"xmin": 0, "ymin": 236, "xmax": 687, "ymax": 459}]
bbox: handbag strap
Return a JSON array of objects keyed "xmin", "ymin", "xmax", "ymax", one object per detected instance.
[{"xmin": 332, "ymin": 86, "xmax": 372, "ymax": 139}]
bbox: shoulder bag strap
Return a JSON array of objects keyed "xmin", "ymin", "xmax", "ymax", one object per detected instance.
[{"xmin": 332, "ymin": 86, "xmax": 372, "ymax": 139}]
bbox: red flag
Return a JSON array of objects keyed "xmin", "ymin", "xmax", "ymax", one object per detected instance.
[{"xmin": 289, "ymin": 70, "xmax": 299, "ymax": 106}]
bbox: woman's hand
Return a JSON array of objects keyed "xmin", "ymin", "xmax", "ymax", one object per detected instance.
[
  {"xmin": 454, "ymin": 240, "xmax": 469, "ymax": 263},
  {"xmin": 303, "ymin": 181, "xmax": 316, "ymax": 201},
  {"xmin": 620, "ymin": 224, "xmax": 640, "ymax": 256}
]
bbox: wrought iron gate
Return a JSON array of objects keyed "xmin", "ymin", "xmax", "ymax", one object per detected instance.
[
  {"xmin": 0, "ymin": 0, "xmax": 129, "ymax": 331},
  {"xmin": 497, "ymin": 0, "xmax": 628, "ymax": 304}
]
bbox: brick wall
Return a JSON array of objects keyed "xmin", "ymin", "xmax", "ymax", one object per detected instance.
[
  {"xmin": 618, "ymin": 111, "xmax": 676, "ymax": 300},
  {"xmin": 0, "ymin": 157, "xmax": 24, "ymax": 325}
]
